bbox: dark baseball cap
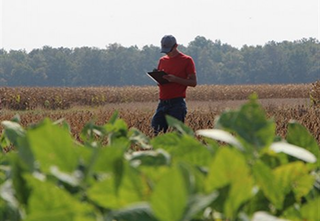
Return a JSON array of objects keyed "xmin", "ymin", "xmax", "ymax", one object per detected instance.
[{"xmin": 160, "ymin": 35, "xmax": 177, "ymax": 53}]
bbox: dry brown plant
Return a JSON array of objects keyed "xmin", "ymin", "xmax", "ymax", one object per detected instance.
[
  {"xmin": 0, "ymin": 84, "xmax": 311, "ymax": 110},
  {"xmin": 310, "ymin": 80, "xmax": 320, "ymax": 107},
  {"xmin": 0, "ymin": 84, "xmax": 319, "ymax": 144}
]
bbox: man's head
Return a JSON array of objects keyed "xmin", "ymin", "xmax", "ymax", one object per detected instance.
[{"xmin": 160, "ymin": 35, "xmax": 177, "ymax": 54}]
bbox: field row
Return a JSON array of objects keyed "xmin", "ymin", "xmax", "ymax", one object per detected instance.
[
  {"xmin": 1, "ymin": 99, "xmax": 319, "ymax": 144},
  {"xmin": 0, "ymin": 84, "xmax": 311, "ymax": 110}
]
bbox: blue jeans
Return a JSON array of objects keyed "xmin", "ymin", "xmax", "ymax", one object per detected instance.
[{"xmin": 151, "ymin": 97, "xmax": 187, "ymax": 135}]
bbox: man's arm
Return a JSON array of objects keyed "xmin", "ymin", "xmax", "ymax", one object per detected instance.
[{"xmin": 163, "ymin": 73, "xmax": 197, "ymax": 87}]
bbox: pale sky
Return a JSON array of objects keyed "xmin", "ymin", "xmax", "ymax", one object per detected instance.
[{"xmin": 1, "ymin": 0, "xmax": 319, "ymax": 51}]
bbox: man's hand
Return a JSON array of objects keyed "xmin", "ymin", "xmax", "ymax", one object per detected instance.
[
  {"xmin": 163, "ymin": 74, "xmax": 177, "ymax": 82},
  {"xmin": 163, "ymin": 74, "xmax": 197, "ymax": 87}
]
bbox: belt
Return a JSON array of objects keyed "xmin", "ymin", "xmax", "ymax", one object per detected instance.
[{"xmin": 159, "ymin": 97, "xmax": 185, "ymax": 104}]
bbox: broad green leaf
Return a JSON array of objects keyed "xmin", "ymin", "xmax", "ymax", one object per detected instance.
[
  {"xmin": 15, "ymin": 137, "xmax": 35, "ymax": 171},
  {"xmin": 25, "ymin": 175, "xmax": 96, "ymax": 221},
  {"xmin": 282, "ymin": 205, "xmax": 302, "ymax": 221},
  {"xmin": 50, "ymin": 166, "xmax": 81, "ymax": 187},
  {"xmin": 225, "ymin": 174, "xmax": 254, "ymax": 218},
  {"xmin": 80, "ymin": 121, "xmax": 105, "ymax": 144},
  {"xmin": 274, "ymin": 162, "xmax": 314, "ymax": 201},
  {"xmin": 0, "ymin": 180, "xmax": 19, "ymax": 210},
  {"xmin": 27, "ymin": 118, "xmax": 79, "ymax": 173},
  {"xmin": 150, "ymin": 166, "xmax": 188, "ymax": 221},
  {"xmin": 86, "ymin": 144, "xmax": 126, "ymax": 194},
  {"xmin": 252, "ymin": 211, "xmax": 288, "ymax": 221},
  {"xmin": 108, "ymin": 202, "xmax": 158, "ymax": 221},
  {"xmin": 129, "ymin": 149, "xmax": 171, "ymax": 167},
  {"xmin": 205, "ymin": 147, "xmax": 254, "ymax": 218},
  {"xmin": 170, "ymin": 136, "xmax": 213, "ymax": 167},
  {"xmin": 286, "ymin": 121, "xmax": 320, "ymax": 166},
  {"xmin": 166, "ymin": 115, "xmax": 194, "ymax": 136},
  {"xmin": 113, "ymin": 157, "xmax": 125, "ymax": 195},
  {"xmin": 138, "ymin": 166, "xmax": 171, "ymax": 190},
  {"xmin": 151, "ymin": 132, "xmax": 181, "ymax": 150},
  {"xmin": 153, "ymin": 135, "xmax": 212, "ymax": 168},
  {"xmin": 129, "ymin": 128, "xmax": 152, "ymax": 149},
  {"xmin": 1, "ymin": 121, "xmax": 25, "ymax": 145},
  {"xmin": 104, "ymin": 118, "xmax": 129, "ymax": 144},
  {"xmin": 243, "ymin": 190, "xmax": 272, "ymax": 217},
  {"xmin": 270, "ymin": 142, "xmax": 317, "ymax": 163},
  {"xmin": 178, "ymin": 162, "xmax": 206, "ymax": 195},
  {"xmin": 53, "ymin": 118, "xmax": 71, "ymax": 133},
  {"xmin": 10, "ymin": 114, "xmax": 21, "ymax": 123},
  {"xmin": 0, "ymin": 195, "xmax": 21, "ymax": 221},
  {"xmin": 87, "ymin": 165, "xmax": 148, "ymax": 209},
  {"xmin": 252, "ymin": 160, "xmax": 284, "ymax": 209},
  {"xmin": 108, "ymin": 111, "xmax": 119, "ymax": 124},
  {"xmin": 300, "ymin": 197, "xmax": 320, "ymax": 220},
  {"xmin": 182, "ymin": 192, "xmax": 218, "ymax": 221},
  {"xmin": 215, "ymin": 94, "xmax": 276, "ymax": 153},
  {"xmin": 196, "ymin": 129, "xmax": 244, "ymax": 150},
  {"xmin": 8, "ymin": 154, "xmax": 31, "ymax": 206},
  {"xmin": 2, "ymin": 121, "xmax": 35, "ymax": 170},
  {"xmin": 91, "ymin": 145, "xmax": 125, "ymax": 173},
  {"xmin": 205, "ymin": 147, "xmax": 250, "ymax": 192}
]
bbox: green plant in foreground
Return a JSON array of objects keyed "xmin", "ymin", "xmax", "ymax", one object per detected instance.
[{"xmin": 0, "ymin": 95, "xmax": 319, "ymax": 221}]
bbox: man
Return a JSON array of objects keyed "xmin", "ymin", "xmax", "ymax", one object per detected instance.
[{"xmin": 151, "ymin": 35, "xmax": 197, "ymax": 135}]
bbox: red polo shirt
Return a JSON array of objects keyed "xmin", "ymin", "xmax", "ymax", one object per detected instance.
[{"xmin": 157, "ymin": 52, "xmax": 196, "ymax": 100}]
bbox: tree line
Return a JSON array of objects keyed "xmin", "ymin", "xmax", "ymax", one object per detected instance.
[{"xmin": 0, "ymin": 36, "xmax": 319, "ymax": 87}]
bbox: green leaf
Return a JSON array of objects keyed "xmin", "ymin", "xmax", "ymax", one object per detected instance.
[
  {"xmin": 270, "ymin": 142, "xmax": 317, "ymax": 163},
  {"xmin": 108, "ymin": 111, "xmax": 119, "ymax": 124},
  {"xmin": 182, "ymin": 192, "xmax": 218, "ymax": 221},
  {"xmin": 87, "ymin": 165, "xmax": 148, "ymax": 209},
  {"xmin": 104, "ymin": 118, "xmax": 129, "ymax": 145},
  {"xmin": 205, "ymin": 147, "xmax": 250, "ymax": 192},
  {"xmin": 215, "ymin": 95, "xmax": 276, "ymax": 153},
  {"xmin": 178, "ymin": 162, "xmax": 206, "ymax": 195},
  {"xmin": 273, "ymin": 162, "xmax": 315, "ymax": 201},
  {"xmin": 1, "ymin": 120, "xmax": 35, "ymax": 171},
  {"xmin": 252, "ymin": 160, "xmax": 284, "ymax": 209},
  {"xmin": 170, "ymin": 136, "xmax": 213, "ymax": 167},
  {"xmin": 1, "ymin": 121, "xmax": 35, "ymax": 170},
  {"xmin": 151, "ymin": 132, "xmax": 181, "ymax": 150},
  {"xmin": 0, "ymin": 195, "xmax": 21, "ymax": 221},
  {"xmin": 205, "ymin": 147, "xmax": 254, "ymax": 218},
  {"xmin": 196, "ymin": 129, "xmax": 244, "ymax": 150},
  {"xmin": 113, "ymin": 157, "xmax": 125, "ymax": 195},
  {"xmin": 0, "ymin": 180, "xmax": 20, "ymax": 211},
  {"xmin": 108, "ymin": 202, "xmax": 158, "ymax": 221},
  {"xmin": 50, "ymin": 166, "xmax": 81, "ymax": 187},
  {"xmin": 282, "ymin": 205, "xmax": 302, "ymax": 221},
  {"xmin": 165, "ymin": 115, "xmax": 194, "ymax": 136},
  {"xmin": 150, "ymin": 166, "xmax": 188, "ymax": 221},
  {"xmin": 27, "ymin": 118, "xmax": 79, "ymax": 173},
  {"xmin": 129, "ymin": 128, "xmax": 152, "ymax": 149},
  {"xmin": 286, "ymin": 121, "xmax": 320, "ymax": 166},
  {"xmin": 8, "ymin": 154, "xmax": 31, "ymax": 206},
  {"xmin": 1, "ymin": 121, "xmax": 25, "ymax": 145},
  {"xmin": 129, "ymin": 149, "xmax": 171, "ymax": 167},
  {"xmin": 300, "ymin": 197, "xmax": 320, "ymax": 220},
  {"xmin": 80, "ymin": 121, "xmax": 105, "ymax": 144},
  {"xmin": 91, "ymin": 145, "xmax": 125, "ymax": 174},
  {"xmin": 15, "ymin": 137, "xmax": 35, "ymax": 171},
  {"xmin": 88, "ymin": 145, "xmax": 126, "ymax": 194},
  {"xmin": 25, "ymin": 175, "xmax": 96, "ymax": 221},
  {"xmin": 252, "ymin": 211, "xmax": 288, "ymax": 221},
  {"xmin": 137, "ymin": 166, "xmax": 171, "ymax": 191}
]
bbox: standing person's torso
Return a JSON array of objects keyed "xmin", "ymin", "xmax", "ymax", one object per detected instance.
[{"xmin": 157, "ymin": 52, "xmax": 196, "ymax": 100}]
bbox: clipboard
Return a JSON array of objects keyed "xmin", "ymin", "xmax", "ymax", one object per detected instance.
[{"xmin": 146, "ymin": 70, "xmax": 169, "ymax": 85}]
